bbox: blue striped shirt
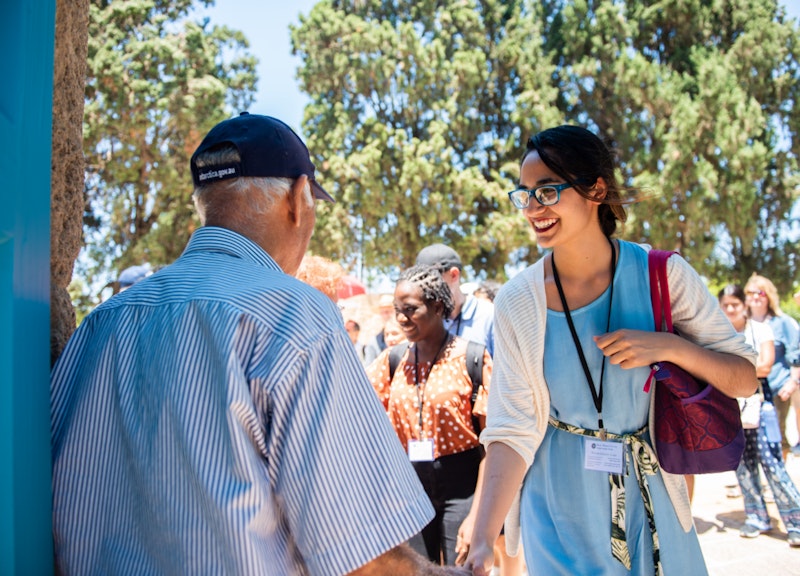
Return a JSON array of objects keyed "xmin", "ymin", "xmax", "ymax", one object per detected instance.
[{"xmin": 51, "ymin": 227, "xmax": 434, "ymax": 576}]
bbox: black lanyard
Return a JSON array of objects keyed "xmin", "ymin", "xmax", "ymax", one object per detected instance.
[
  {"xmin": 413, "ymin": 331, "xmax": 452, "ymax": 436},
  {"xmin": 551, "ymin": 238, "xmax": 617, "ymax": 440}
]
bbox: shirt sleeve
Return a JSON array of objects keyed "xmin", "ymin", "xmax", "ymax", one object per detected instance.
[
  {"xmin": 480, "ymin": 264, "xmax": 550, "ymax": 468},
  {"xmin": 256, "ymin": 329, "xmax": 433, "ymax": 576},
  {"xmin": 365, "ymin": 347, "xmax": 393, "ymax": 409},
  {"xmin": 782, "ymin": 316, "xmax": 800, "ymax": 366},
  {"xmin": 666, "ymin": 254, "xmax": 757, "ymax": 366}
]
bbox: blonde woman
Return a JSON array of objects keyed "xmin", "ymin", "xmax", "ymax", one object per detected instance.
[{"xmin": 745, "ymin": 274, "xmax": 800, "ymax": 461}]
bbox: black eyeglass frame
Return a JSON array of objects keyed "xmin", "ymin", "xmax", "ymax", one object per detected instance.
[{"xmin": 507, "ymin": 178, "xmax": 592, "ymax": 209}]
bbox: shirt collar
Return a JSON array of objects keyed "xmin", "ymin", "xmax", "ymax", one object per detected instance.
[
  {"xmin": 181, "ymin": 226, "xmax": 282, "ymax": 272},
  {"xmin": 457, "ymin": 294, "xmax": 478, "ymax": 321}
]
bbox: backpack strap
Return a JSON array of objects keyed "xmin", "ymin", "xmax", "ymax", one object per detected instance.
[
  {"xmin": 466, "ymin": 340, "xmax": 485, "ymax": 406},
  {"xmin": 389, "ymin": 338, "xmax": 486, "ymax": 432},
  {"xmin": 648, "ymin": 250, "xmax": 677, "ymax": 333},
  {"xmin": 465, "ymin": 340, "xmax": 486, "ymax": 433},
  {"xmin": 388, "ymin": 341, "xmax": 410, "ymax": 380}
]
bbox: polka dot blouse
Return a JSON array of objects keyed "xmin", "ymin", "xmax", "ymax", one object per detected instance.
[{"xmin": 366, "ymin": 336, "xmax": 491, "ymax": 459}]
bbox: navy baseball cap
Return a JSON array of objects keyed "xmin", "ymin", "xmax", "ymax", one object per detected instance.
[{"xmin": 190, "ymin": 112, "xmax": 334, "ymax": 202}]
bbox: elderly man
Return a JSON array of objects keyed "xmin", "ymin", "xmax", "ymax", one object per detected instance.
[{"xmin": 51, "ymin": 113, "xmax": 467, "ymax": 576}]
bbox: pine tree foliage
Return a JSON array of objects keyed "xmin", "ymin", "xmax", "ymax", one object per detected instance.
[
  {"xmin": 547, "ymin": 0, "xmax": 800, "ymax": 289},
  {"xmin": 80, "ymin": 0, "xmax": 257, "ymax": 303},
  {"xmin": 292, "ymin": 0, "xmax": 562, "ymax": 282},
  {"xmin": 292, "ymin": 0, "xmax": 800, "ymax": 291}
]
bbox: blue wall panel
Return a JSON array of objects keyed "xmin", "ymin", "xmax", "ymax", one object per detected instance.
[{"xmin": 0, "ymin": 0, "xmax": 56, "ymax": 574}]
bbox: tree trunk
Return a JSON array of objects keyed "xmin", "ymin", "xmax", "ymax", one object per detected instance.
[{"xmin": 50, "ymin": 0, "xmax": 89, "ymax": 366}]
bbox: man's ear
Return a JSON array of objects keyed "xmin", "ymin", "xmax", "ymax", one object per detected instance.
[
  {"xmin": 286, "ymin": 175, "xmax": 311, "ymax": 226},
  {"xmin": 450, "ymin": 267, "xmax": 462, "ymax": 285},
  {"xmin": 442, "ymin": 266, "xmax": 460, "ymax": 283}
]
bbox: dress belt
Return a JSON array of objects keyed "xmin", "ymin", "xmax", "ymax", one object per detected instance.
[{"xmin": 548, "ymin": 416, "xmax": 663, "ymax": 576}]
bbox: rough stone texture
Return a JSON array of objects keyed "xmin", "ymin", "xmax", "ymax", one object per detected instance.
[{"xmin": 50, "ymin": 0, "xmax": 90, "ymax": 366}]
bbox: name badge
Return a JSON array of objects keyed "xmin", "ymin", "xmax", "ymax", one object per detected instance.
[
  {"xmin": 584, "ymin": 437, "xmax": 624, "ymax": 474},
  {"xmin": 408, "ymin": 439, "xmax": 434, "ymax": 462}
]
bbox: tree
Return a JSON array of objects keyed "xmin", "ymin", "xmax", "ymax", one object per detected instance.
[
  {"xmin": 292, "ymin": 0, "xmax": 800, "ymax": 291},
  {"xmin": 292, "ymin": 0, "xmax": 563, "ymax": 282},
  {"xmin": 545, "ymin": 0, "xmax": 800, "ymax": 292},
  {"xmin": 78, "ymin": 0, "xmax": 257, "ymax": 313},
  {"xmin": 52, "ymin": 0, "xmax": 90, "ymax": 361}
]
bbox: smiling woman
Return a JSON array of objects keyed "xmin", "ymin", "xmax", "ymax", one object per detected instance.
[
  {"xmin": 365, "ymin": 264, "xmax": 493, "ymax": 567},
  {"xmin": 464, "ymin": 124, "xmax": 758, "ymax": 576}
]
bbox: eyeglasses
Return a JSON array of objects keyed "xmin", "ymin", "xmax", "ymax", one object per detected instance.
[
  {"xmin": 507, "ymin": 179, "xmax": 591, "ymax": 209},
  {"xmin": 745, "ymin": 289, "xmax": 766, "ymax": 298}
]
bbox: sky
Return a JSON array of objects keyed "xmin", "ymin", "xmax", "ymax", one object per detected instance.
[
  {"xmin": 202, "ymin": 0, "xmax": 800, "ymax": 141},
  {"xmin": 199, "ymin": 0, "xmax": 318, "ymax": 137}
]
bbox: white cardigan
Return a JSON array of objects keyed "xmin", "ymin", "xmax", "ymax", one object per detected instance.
[{"xmin": 482, "ymin": 243, "xmax": 757, "ymax": 555}]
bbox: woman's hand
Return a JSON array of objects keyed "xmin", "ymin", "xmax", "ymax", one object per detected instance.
[
  {"xmin": 595, "ymin": 328, "xmax": 758, "ymax": 398},
  {"xmin": 455, "ymin": 511, "xmax": 475, "ymax": 565},
  {"xmin": 593, "ymin": 329, "xmax": 671, "ymax": 369},
  {"xmin": 778, "ymin": 378, "xmax": 798, "ymax": 401}
]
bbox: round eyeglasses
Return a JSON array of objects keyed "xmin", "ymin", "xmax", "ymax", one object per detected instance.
[{"xmin": 507, "ymin": 179, "xmax": 591, "ymax": 209}]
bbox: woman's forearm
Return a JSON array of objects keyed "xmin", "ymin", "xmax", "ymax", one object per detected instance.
[
  {"xmin": 755, "ymin": 341, "xmax": 775, "ymax": 378},
  {"xmin": 470, "ymin": 442, "xmax": 528, "ymax": 548},
  {"xmin": 668, "ymin": 335, "xmax": 758, "ymax": 398}
]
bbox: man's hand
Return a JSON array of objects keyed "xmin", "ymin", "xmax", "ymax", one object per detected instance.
[
  {"xmin": 461, "ymin": 540, "xmax": 495, "ymax": 576},
  {"xmin": 348, "ymin": 543, "xmax": 472, "ymax": 575}
]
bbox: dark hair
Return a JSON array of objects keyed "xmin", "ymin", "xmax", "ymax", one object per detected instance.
[
  {"xmin": 474, "ymin": 280, "xmax": 501, "ymax": 302},
  {"xmin": 717, "ymin": 284, "xmax": 746, "ymax": 304},
  {"xmin": 525, "ymin": 125, "xmax": 632, "ymax": 237},
  {"xmin": 398, "ymin": 264, "xmax": 455, "ymax": 318}
]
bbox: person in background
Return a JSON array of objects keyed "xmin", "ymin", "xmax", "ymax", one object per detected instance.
[
  {"xmin": 367, "ymin": 265, "xmax": 491, "ymax": 567},
  {"xmin": 792, "ymin": 289, "xmax": 800, "ymax": 457},
  {"xmin": 117, "ymin": 264, "xmax": 151, "ymax": 292},
  {"xmin": 364, "ymin": 293, "xmax": 396, "ymax": 365},
  {"xmin": 463, "ymin": 125, "xmax": 757, "ymax": 575},
  {"xmin": 51, "ymin": 112, "xmax": 468, "ymax": 576},
  {"xmin": 719, "ymin": 284, "xmax": 800, "ymax": 546},
  {"xmin": 345, "ymin": 318, "xmax": 367, "ymax": 363},
  {"xmin": 383, "ymin": 315, "xmax": 407, "ymax": 348},
  {"xmin": 414, "ymin": 246, "xmax": 519, "ymax": 575},
  {"xmin": 416, "ymin": 244, "xmax": 495, "ymax": 357},
  {"xmin": 745, "ymin": 274, "xmax": 800, "ymax": 461},
  {"xmin": 296, "ymin": 253, "xmax": 345, "ymax": 304},
  {"xmin": 473, "ymin": 281, "xmax": 501, "ymax": 304}
]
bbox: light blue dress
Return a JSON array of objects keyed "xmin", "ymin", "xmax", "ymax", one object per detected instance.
[{"xmin": 519, "ymin": 242, "xmax": 707, "ymax": 575}]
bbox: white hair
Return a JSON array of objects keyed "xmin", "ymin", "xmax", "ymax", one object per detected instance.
[{"xmin": 193, "ymin": 176, "xmax": 311, "ymax": 226}]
